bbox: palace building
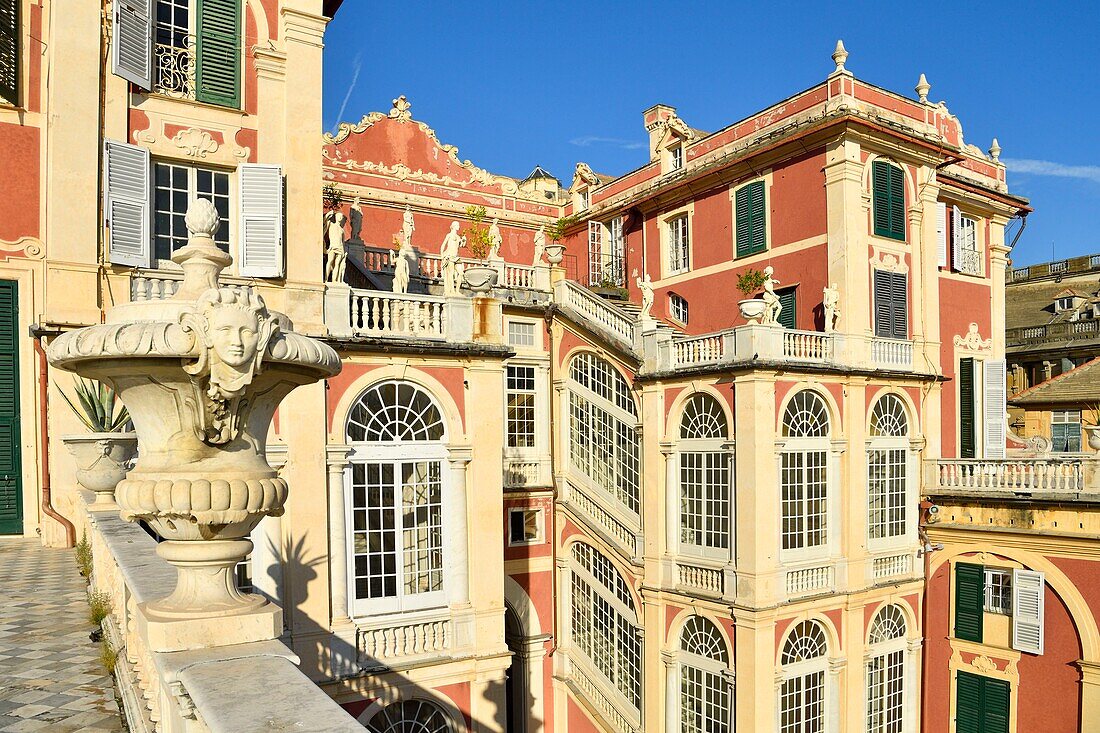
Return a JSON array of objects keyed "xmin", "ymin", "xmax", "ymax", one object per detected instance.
[{"xmin": 3, "ymin": 4, "xmax": 1094, "ymax": 731}]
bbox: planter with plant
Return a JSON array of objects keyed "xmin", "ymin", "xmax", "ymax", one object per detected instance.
[
  {"xmin": 544, "ymin": 215, "xmax": 576, "ymax": 265},
  {"xmin": 736, "ymin": 268, "xmax": 768, "ymax": 324},
  {"xmin": 1084, "ymin": 402, "xmax": 1100, "ymax": 452},
  {"xmin": 59, "ymin": 378, "xmax": 136, "ymax": 507},
  {"xmin": 460, "ymin": 205, "xmax": 499, "ymax": 293}
]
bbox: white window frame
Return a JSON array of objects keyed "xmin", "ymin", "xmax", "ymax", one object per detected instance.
[
  {"xmin": 506, "ymin": 319, "xmax": 538, "ymax": 349},
  {"xmin": 865, "ymin": 605, "xmax": 908, "ymax": 733},
  {"xmin": 778, "ymin": 621, "xmax": 831, "ymax": 733},
  {"xmin": 951, "ymin": 206, "xmax": 983, "ymax": 276},
  {"xmin": 576, "ymin": 188, "xmax": 590, "ymax": 212},
  {"xmin": 508, "ymin": 508, "xmax": 543, "ymax": 546},
  {"xmin": 589, "ymin": 217, "xmax": 626, "ymax": 288},
  {"xmin": 676, "ymin": 395, "xmax": 732, "ymax": 561},
  {"xmin": 669, "ymin": 144, "xmax": 684, "ymax": 172},
  {"xmin": 505, "ymin": 364, "xmax": 537, "ymax": 450},
  {"xmin": 670, "ymin": 293, "xmax": 689, "ymax": 324},
  {"xmin": 866, "ymin": 395, "xmax": 913, "ymax": 550},
  {"xmin": 675, "ymin": 616, "xmax": 732, "ymax": 733},
  {"xmin": 984, "ymin": 567, "xmax": 1012, "ymax": 615},
  {"xmin": 666, "ymin": 214, "xmax": 690, "ymax": 275},
  {"xmin": 779, "ymin": 391, "xmax": 833, "ymax": 562}
]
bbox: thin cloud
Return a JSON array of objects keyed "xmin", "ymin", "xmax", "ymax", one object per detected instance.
[
  {"xmin": 569, "ymin": 135, "xmax": 646, "ymax": 150},
  {"xmin": 331, "ymin": 53, "xmax": 363, "ymax": 131},
  {"xmin": 1002, "ymin": 158, "xmax": 1100, "ymax": 184}
]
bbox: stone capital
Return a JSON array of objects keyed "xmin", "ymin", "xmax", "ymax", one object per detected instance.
[
  {"xmin": 447, "ymin": 445, "xmax": 474, "ymax": 466},
  {"xmin": 325, "ymin": 444, "xmax": 353, "ymax": 471}
]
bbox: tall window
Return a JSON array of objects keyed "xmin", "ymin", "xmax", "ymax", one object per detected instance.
[
  {"xmin": 589, "ymin": 217, "xmax": 626, "ymax": 287},
  {"xmin": 670, "ymin": 293, "xmax": 689, "ymax": 324},
  {"xmin": 570, "ymin": 542, "xmax": 642, "ymax": 711},
  {"xmin": 154, "ymin": 162, "xmax": 230, "ymax": 261},
  {"xmin": 506, "ymin": 365, "xmax": 536, "ymax": 448},
  {"xmin": 872, "ymin": 160, "xmax": 905, "ymax": 241},
  {"xmin": 734, "ymin": 180, "xmax": 766, "ymax": 257},
  {"xmin": 1052, "ymin": 410, "xmax": 1082, "ymax": 452},
  {"xmin": 0, "ymin": 0, "xmax": 19, "ymax": 105},
  {"xmin": 866, "ymin": 605, "xmax": 907, "ymax": 733},
  {"xmin": 568, "ymin": 354, "xmax": 640, "ymax": 514},
  {"xmin": 873, "ymin": 270, "xmax": 907, "ymax": 339},
  {"xmin": 153, "ymin": 0, "xmax": 241, "ymax": 107},
  {"xmin": 678, "ymin": 394, "xmax": 731, "ymax": 556},
  {"xmin": 363, "ymin": 700, "xmax": 451, "ymax": 733},
  {"xmin": 679, "ymin": 617, "xmax": 730, "ymax": 733},
  {"xmin": 868, "ymin": 395, "xmax": 909, "ymax": 542},
  {"xmin": 668, "ymin": 215, "xmax": 690, "ymax": 274},
  {"xmin": 781, "ymin": 391, "xmax": 831, "ymax": 553},
  {"xmin": 670, "ymin": 145, "xmax": 684, "ymax": 172},
  {"xmin": 780, "ymin": 621, "xmax": 829, "ymax": 733},
  {"xmin": 952, "ymin": 206, "xmax": 981, "ymax": 276},
  {"xmin": 346, "ymin": 381, "xmax": 447, "ymax": 615}
]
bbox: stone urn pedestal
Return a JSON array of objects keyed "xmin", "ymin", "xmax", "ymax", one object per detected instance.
[
  {"xmin": 462, "ymin": 264, "xmax": 499, "ymax": 293},
  {"xmin": 62, "ymin": 433, "xmax": 137, "ymax": 510},
  {"xmin": 48, "ymin": 200, "xmax": 341, "ymax": 652}
]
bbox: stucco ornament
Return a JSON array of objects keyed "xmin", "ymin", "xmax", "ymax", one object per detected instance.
[
  {"xmin": 172, "ymin": 127, "xmax": 219, "ymax": 158},
  {"xmin": 47, "ymin": 198, "xmax": 340, "ymax": 629},
  {"xmin": 761, "ymin": 265, "xmax": 783, "ymax": 326},
  {"xmin": 574, "ymin": 162, "xmax": 600, "ymax": 187},
  {"xmin": 823, "ymin": 283, "xmax": 841, "ymax": 332},
  {"xmin": 953, "ymin": 323, "xmax": 993, "ymax": 351},
  {"xmin": 389, "ymin": 94, "xmax": 412, "ymax": 121}
]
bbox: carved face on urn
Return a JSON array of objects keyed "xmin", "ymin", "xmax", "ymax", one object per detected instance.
[
  {"xmin": 209, "ymin": 305, "xmax": 261, "ymax": 367},
  {"xmin": 184, "ymin": 288, "xmax": 278, "ymax": 403}
]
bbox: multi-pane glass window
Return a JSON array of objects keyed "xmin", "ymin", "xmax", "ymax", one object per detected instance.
[
  {"xmin": 506, "ymin": 365, "xmax": 536, "ymax": 448},
  {"xmin": 868, "ymin": 394, "xmax": 909, "ymax": 542},
  {"xmin": 866, "ymin": 605, "xmax": 907, "ymax": 733},
  {"xmin": 153, "ymin": 162, "xmax": 230, "ymax": 261},
  {"xmin": 570, "ymin": 543, "xmax": 642, "ymax": 711},
  {"xmin": 781, "ymin": 391, "xmax": 830, "ymax": 553},
  {"xmin": 364, "ymin": 700, "xmax": 451, "ymax": 733},
  {"xmin": 670, "ymin": 293, "xmax": 689, "ymax": 324},
  {"xmin": 345, "ymin": 381, "xmax": 447, "ymax": 615},
  {"xmin": 568, "ymin": 354, "xmax": 640, "ymax": 514},
  {"xmin": 668, "ymin": 215, "xmax": 689, "ymax": 274},
  {"xmin": 678, "ymin": 394, "xmax": 731, "ymax": 555},
  {"xmin": 507, "ymin": 321, "xmax": 536, "ymax": 348},
  {"xmin": 953, "ymin": 210, "xmax": 981, "ymax": 276},
  {"xmin": 1052, "ymin": 409, "xmax": 1082, "ymax": 452},
  {"xmin": 780, "ymin": 621, "xmax": 829, "ymax": 733},
  {"xmin": 589, "ymin": 217, "xmax": 625, "ymax": 288},
  {"xmin": 679, "ymin": 617, "xmax": 730, "ymax": 733},
  {"xmin": 670, "ymin": 145, "xmax": 684, "ymax": 171},
  {"xmin": 984, "ymin": 568, "xmax": 1012, "ymax": 614}
]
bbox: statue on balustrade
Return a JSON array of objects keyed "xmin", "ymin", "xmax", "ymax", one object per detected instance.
[
  {"xmin": 402, "ymin": 204, "xmax": 415, "ymax": 248},
  {"xmin": 392, "ymin": 236, "xmax": 411, "ymax": 295},
  {"xmin": 761, "ymin": 265, "xmax": 782, "ymax": 326},
  {"xmin": 349, "ymin": 196, "xmax": 363, "ymax": 242},
  {"xmin": 323, "ymin": 209, "xmax": 348, "ymax": 284},
  {"xmin": 440, "ymin": 222, "xmax": 464, "ymax": 297},
  {"xmin": 636, "ymin": 271, "xmax": 654, "ymax": 319},
  {"xmin": 823, "ymin": 282, "xmax": 840, "ymax": 333},
  {"xmin": 533, "ymin": 226, "xmax": 546, "ymax": 266},
  {"xmin": 488, "ymin": 218, "xmax": 503, "ymax": 260}
]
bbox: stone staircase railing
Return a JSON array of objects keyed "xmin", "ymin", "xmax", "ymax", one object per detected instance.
[{"xmin": 554, "ymin": 280, "xmax": 637, "ymax": 348}]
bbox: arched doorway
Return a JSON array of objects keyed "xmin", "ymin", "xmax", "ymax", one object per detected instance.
[{"xmin": 504, "ymin": 603, "xmax": 528, "ymax": 732}]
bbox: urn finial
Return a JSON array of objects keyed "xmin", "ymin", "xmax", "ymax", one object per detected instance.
[
  {"xmin": 915, "ymin": 73, "xmax": 931, "ymax": 104},
  {"xmin": 173, "ymin": 198, "xmax": 233, "ymax": 300},
  {"xmin": 831, "ymin": 40, "xmax": 849, "ymax": 74},
  {"xmin": 989, "ymin": 138, "xmax": 1002, "ymax": 161}
]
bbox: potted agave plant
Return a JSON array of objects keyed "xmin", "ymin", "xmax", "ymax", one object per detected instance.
[
  {"xmin": 461, "ymin": 205, "xmax": 499, "ymax": 293},
  {"xmin": 544, "ymin": 215, "xmax": 575, "ymax": 265},
  {"xmin": 59, "ymin": 377, "xmax": 136, "ymax": 507},
  {"xmin": 737, "ymin": 268, "xmax": 768, "ymax": 324}
]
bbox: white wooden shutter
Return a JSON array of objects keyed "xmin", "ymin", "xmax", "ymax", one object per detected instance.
[
  {"xmin": 1012, "ymin": 568, "xmax": 1045, "ymax": 654},
  {"xmin": 112, "ymin": 0, "xmax": 152, "ymax": 89},
  {"xmin": 936, "ymin": 201, "xmax": 947, "ymax": 268},
  {"xmin": 983, "ymin": 359, "xmax": 1007, "ymax": 459},
  {"xmin": 951, "ymin": 204, "xmax": 962, "ymax": 272},
  {"xmin": 103, "ymin": 139, "xmax": 151, "ymax": 267},
  {"xmin": 238, "ymin": 164, "xmax": 284, "ymax": 278}
]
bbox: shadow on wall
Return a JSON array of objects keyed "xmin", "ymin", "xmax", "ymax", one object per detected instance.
[{"xmin": 270, "ymin": 535, "xmax": 514, "ymax": 732}]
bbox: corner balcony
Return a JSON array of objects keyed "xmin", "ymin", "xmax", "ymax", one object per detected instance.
[
  {"xmin": 924, "ymin": 457, "xmax": 1100, "ymax": 501},
  {"xmin": 324, "ymin": 285, "xmax": 502, "ymax": 345}
]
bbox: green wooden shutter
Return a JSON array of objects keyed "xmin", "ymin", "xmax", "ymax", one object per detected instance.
[
  {"xmin": 982, "ymin": 677, "xmax": 1011, "ymax": 733},
  {"xmin": 196, "ymin": 0, "xmax": 240, "ymax": 108},
  {"xmin": 735, "ymin": 181, "xmax": 766, "ymax": 257},
  {"xmin": 778, "ymin": 287, "xmax": 796, "ymax": 329},
  {"xmin": 956, "ymin": 671, "xmax": 982, "ymax": 733},
  {"xmin": 0, "ymin": 281, "xmax": 22, "ymax": 535},
  {"xmin": 954, "ymin": 562, "xmax": 984, "ymax": 642},
  {"xmin": 960, "ymin": 358, "xmax": 976, "ymax": 458},
  {"xmin": 0, "ymin": 0, "xmax": 17, "ymax": 104},
  {"xmin": 873, "ymin": 270, "xmax": 906, "ymax": 338},
  {"xmin": 873, "ymin": 161, "xmax": 906, "ymax": 241}
]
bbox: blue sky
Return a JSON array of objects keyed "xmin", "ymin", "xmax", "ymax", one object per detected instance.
[{"xmin": 322, "ymin": 1, "xmax": 1098, "ymax": 267}]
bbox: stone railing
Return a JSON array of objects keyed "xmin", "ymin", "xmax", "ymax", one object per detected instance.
[
  {"xmin": 77, "ymin": 493, "xmax": 361, "ymax": 733},
  {"xmin": 555, "ymin": 280, "xmax": 637, "ymax": 347},
  {"xmin": 871, "ymin": 337, "xmax": 914, "ymax": 369},
  {"xmin": 1007, "ymin": 253, "xmax": 1100, "ymax": 284},
  {"xmin": 130, "ymin": 271, "xmax": 254, "ymax": 302},
  {"xmin": 357, "ymin": 246, "xmax": 549, "ymax": 291},
  {"xmin": 926, "ymin": 458, "xmax": 1090, "ymax": 493},
  {"xmin": 357, "ymin": 616, "xmax": 450, "ymax": 667},
  {"xmin": 672, "ymin": 333, "xmax": 728, "ymax": 367},
  {"xmin": 567, "ymin": 660, "xmax": 638, "ymax": 733},
  {"xmin": 676, "ymin": 562, "xmax": 725, "ymax": 597},
  {"xmin": 1007, "ymin": 319, "xmax": 1100, "ymax": 347},
  {"xmin": 872, "ymin": 552, "xmax": 914, "ymax": 580},
  {"xmin": 785, "ymin": 565, "xmax": 834, "ymax": 596},
  {"xmin": 782, "ymin": 329, "xmax": 833, "ymax": 362},
  {"xmin": 504, "ymin": 458, "xmax": 549, "ymax": 488},
  {"xmin": 562, "ymin": 479, "xmax": 639, "ymax": 559},
  {"xmin": 325, "ymin": 285, "xmax": 483, "ymax": 343}
]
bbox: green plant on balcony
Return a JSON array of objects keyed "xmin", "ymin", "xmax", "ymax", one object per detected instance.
[
  {"xmin": 75, "ymin": 532, "xmax": 93, "ymax": 579},
  {"xmin": 461, "ymin": 205, "xmax": 494, "ymax": 261},
  {"xmin": 548, "ymin": 215, "xmax": 578, "ymax": 243},
  {"xmin": 88, "ymin": 589, "xmax": 112, "ymax": 627},
  {"xmin": 736, "ymin": 268, "xmax": 767, "ymax": 297},
  {"xmin": 322, "ymin": 183, "xmax": 344, "ymax": 212},
  {"xmin": 57, "ymin": 378, "xmax": 131, "ymax": 433}
]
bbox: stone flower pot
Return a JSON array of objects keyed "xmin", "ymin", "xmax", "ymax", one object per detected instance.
[
  {"xmin": 738, "ymin": 298, "xmax": 767, "ymax": 324},
  {"xmin": 63, "ymin": 433, "xmax": 137, "ymax": 507},
  {"xmin": 1085, "ymin": 425, "xmax": 1100, "ymax": 453},
  {"xmin": 544, "ymin": 243, "xmax": 565, "ymax": 265},
  {"xmin": 462, "ymin": 265, "xmax": 499, "ymax": 293}
]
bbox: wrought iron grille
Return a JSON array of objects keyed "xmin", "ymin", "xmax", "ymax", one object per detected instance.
[{"xmin": 154, "ymin": 37, "xmax": 197, "ymax": 99}]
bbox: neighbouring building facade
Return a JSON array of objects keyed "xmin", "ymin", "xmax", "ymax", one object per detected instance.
[{"xmin": 5, "ymin": 6, "xmax": 1095, "ymax": 731}]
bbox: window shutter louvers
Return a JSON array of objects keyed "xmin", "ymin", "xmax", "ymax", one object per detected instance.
[
  {"xmin": 0, "ymin": 0, "xmax": 17, "ymax": 104},
  {"xmin": 983, "ymin": 677, "xmax": 1011, "ymax": 733},
  {"xmin": 778, "ymin": 288, "xmax": 796, "ymax": 329},
  {"xmin": 873, "ymin": 271, "xmax": 907, "ymax": 339},
  {"xmin": 104, "ymin": 140, "xmax": 151, "ymax": 267},
  {"xmin": 873, "ymin": 161, "xmax": 906, "ymax": 241},
  {"xmin": 196, "ymin": 0, "xmax": 241, "ymax": 108},
  {"xmin": 959, "ymin": 358, "xmax": 976, "ymax": 458},
  {"xmin": 238, "ymin": 163, "xmax": 284, "ymax": 277},
  {"xmin": 735, "ymin": 181, "xmax": 766, "ymax": 256},
  {"xmin": 1012, "ymin": 569, "xmax": 1045, "ymax": 654},
  {"xmin": 952, "ymin": 205, "xmax": 963, "ymax": 272},
  {"xmin": 111, "ymin": 0, "xmax": 152, "ymax": 89},
  {"xmin": 983, "ymin": 360, "xmax": 1007, "ymax": 459},
  {"xmin": 936, "ymin": 201, "xmax": 947, "ymax": 268},
  {"xmin": 955, "ymin": 672, "xmax": 982, "ymax": 733},
  {"xmin": 954, "ymin": 562, "xmax": 984, "ymax": 642}
]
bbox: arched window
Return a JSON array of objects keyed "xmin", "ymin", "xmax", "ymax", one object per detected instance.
[
  {"xmin": 570, "ymin": 542, "xmax": 642, "ymax": 712},
  {"xmin": 780, "ymin": 391, "xmax": 831, "ymax": 553},
  {"xmin": 345, "ymin": 381, "xmax": 448, "ymax": 616},
  {"xmin": 679, "ymin": 616, "xmax": 731, "ymax": 733},
  {"xmin": 567, "ymin": 354, "xmax": 640, "ymax": 514},
  {"xmin": 678, "ymin": 394, "xmax": 732, "ymax": 555},
  {"xmin": 866, "ymin": 605, "xmax": 908, "ymax": 733},
  {"xmin": 779, "ymin": 621, "xmax": 829, "ymax": 733},
  {"xmin": 363, "ymin": 699, "xmax": 451, "ymax": 733},
  {"xmin": 868, "ymin": 395, "xmax": 910, "ymax": 543}
]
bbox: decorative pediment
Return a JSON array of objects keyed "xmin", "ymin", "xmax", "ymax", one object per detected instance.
[
  {"xmin": 652, "ymin": 113, "xmax": 697, "ymax": 154},
  {"xmin": 953, "ymin": 323, "xmax": 992, "ymax": 351},
  {"xmin": 572, "ymin": 162, "xmax": 600, "ymax": 190}
]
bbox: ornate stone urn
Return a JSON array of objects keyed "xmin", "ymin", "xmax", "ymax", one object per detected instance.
[
  {"xmin": 543, "ymin": 243, "xmax": 565, "ymax": 265},
  {"xmin": 1085, "ymin": 425, "xmax": 1100, "ymax": 453},
  {"xmin": 738, "ymin": 298, "xmax": 766, "ymax": 324},
  {"xmin": 48, "ymin": 201, "xmax": 340, "ymax": 645},
  {"xmin": 63, "ymin": 433, "xmax": 137, "ymax": 507},
  {"xmin": 462, "ymin": 264, "xmax": 499, "ymax": 293}
]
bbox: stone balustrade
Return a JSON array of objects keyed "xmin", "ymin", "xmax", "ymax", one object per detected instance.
[
  {"xmin": 785, "ymin": 564, "xmax": 835, "ymax": 597},
  {"xmin": 76, "ymin": 492, "xmax": 361, "ymax": 733},
  {"xmin": 554, "ymin": 280, "xmax": 637, "ymax": 348},
  {"xmin": 325, "ymin": 285, "xmax": 485, "ymax": 343},
  {"xmin": 130, "ymin": 271, "xmax": 254, "ymax": 302},
  {"xmin": 566, "ymin": 658, "xmax": 637, "ymax": 733},
  {"xmin": 357, "ymin": 246, "xmax": 550, "ymax": 291},
  {"xmin": 925, "ymin": 458, "xmax": 1097, "ymax": 495},
  {"xmin": 676, "ymin": 562, "xmax": 725, "ymax": 597},
  {"xmin": 561, "ymin": 479, "xmax": 640, "ymax": 560}
]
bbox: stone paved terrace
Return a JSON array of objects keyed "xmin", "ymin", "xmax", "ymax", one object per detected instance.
[{"xmin": 0, "ymin": 538, "xmax": 123, "ymax": 733}]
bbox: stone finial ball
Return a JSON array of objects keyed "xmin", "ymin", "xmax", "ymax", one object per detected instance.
[{"xmin": 185, "ymin": 198, "xmax": 222, "ymax": 238}]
